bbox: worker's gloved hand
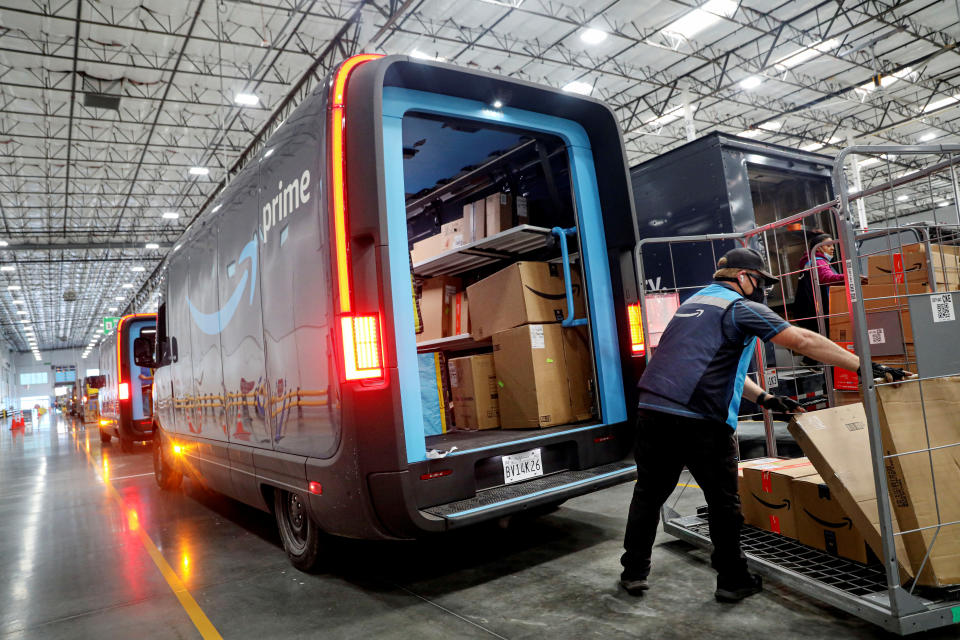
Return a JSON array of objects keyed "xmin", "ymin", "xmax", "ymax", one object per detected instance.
[
  {"xmin": 869, "ymin": 362, "xmax": 908, "ymax": 383},
  {"xmin": 758, "ymin": 393, "xmax": 804, "ymax": 414}
]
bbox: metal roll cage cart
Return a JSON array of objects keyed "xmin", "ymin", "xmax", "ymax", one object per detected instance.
[{"xmin": 635, "ymin": 145, "xmax": 960, "ymax": 634}]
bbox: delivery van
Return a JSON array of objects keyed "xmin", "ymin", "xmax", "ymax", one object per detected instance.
[
  {"xmin": 98, "ymin": 313, "xmax": 158, "ymax": 452},
  {"xmin": 143, "ymin": 54, "xmax": 642, "ymax": 570}
]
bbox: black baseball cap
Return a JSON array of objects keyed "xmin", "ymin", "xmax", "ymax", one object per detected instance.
[{"xmin": 717, "ymin": 248, "xmax": 777, "ymax": 285}]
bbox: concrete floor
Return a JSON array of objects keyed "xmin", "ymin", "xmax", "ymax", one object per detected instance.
[{"xmin": 0, "ymin": 413, "xmax": 954, "ymax": 639}]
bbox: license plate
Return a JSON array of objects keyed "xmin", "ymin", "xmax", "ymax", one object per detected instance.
[{"xmin": 502, "ymin": 448, "xmax": 544, "ymax": 484}]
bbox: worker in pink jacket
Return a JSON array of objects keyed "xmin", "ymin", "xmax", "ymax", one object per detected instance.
[{"xmin": 793, "ymin": 230, "xmax": 848, "ymax": 334}]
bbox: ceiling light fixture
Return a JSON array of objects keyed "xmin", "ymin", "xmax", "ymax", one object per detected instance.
[
  {"xmin": 161, "ymin": 212, "xmax": 179, "ymax": 219},
  {"xmin": 114, "ymin": 296, "xmax": 125, "ymax": 301},
  {"xmin": 12, "ymin": 299, "xmax": 23, "ymax": 305},
  {"xmin": 562, "ymin": 80, "xmax": 593, "ymax": 96},
  {"xmin": 580, "ymin": 28, "xmax": 608, "ymax": 45},
  {"xmin": 131, "ymin": 266, "xmax": 145, "ymax": 272},
  {"xmin": 409, "ymin": 49, "xmax": 445, "ymax": 62},
  {"xmin": 234, "ymin": 93, "xmax": 259, "ymax": 106},
  {"xmin": 922, "ymin": 96, "xmax": 959, "ymax": 113},
  {"xmin": 758, "ymin": 121, "xmax": 782, "ymax": 131},
  {"xmin": 0, "ymin": 265, "xmax": 14, "ymax": 272},
  {"xmin": 492, "ymin": 100, "xmax": 504, "ymax": 109},
  {"xmin": 773, "ymin": 39, "xmax": 839, "ymax": 71},
  {"xmin": 108, "ymin": 307, "xmax": 118, "ymax": 312},
  {"xmin": 800, "ymin": 142, "xmax": 825, "ymax": 152},
  {"xmin": 858, "ymin": 67, "xmax": 913, "ymax": 92},
  {"xmin": 919, "ymin": 132, "xmax": 937, "ymax": 142},
  {"xmin": 7, "ymin": 285, "xmax": 20, "ymax": 291},
  {"xmin": 739, "ymin": 76, "xmax": 763, "ymax": 90},
  {"xmin": 189, "ymin": 167, "xmax": 210, "ymax": 176},
  {"xmin": 145, "ymin": 243, "xmax": 159, "ymax": 249},
  {"xmin": 662, "ymin": 0, "xmax": 738, "ymax": 39},
  {"xmin": 0, "ymin": 241, "xmax": 7, "ymax": 247},
  {"xmin": 897, "ymin": 194, "xmax": 909, "ymax": 202}
]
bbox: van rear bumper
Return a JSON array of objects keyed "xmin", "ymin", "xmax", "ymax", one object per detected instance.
[{"xmin": 368, "ymin": 460, "xmax": 635, "ymax": 537}]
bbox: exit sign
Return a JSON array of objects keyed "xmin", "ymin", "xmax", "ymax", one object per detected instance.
[{"xmin": 103, "ymin": 316, "xmax": 120, "ymax": 334}]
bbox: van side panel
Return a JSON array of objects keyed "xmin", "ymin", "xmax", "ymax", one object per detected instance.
[
  {"xmin": 257, "ymin": 97, "xmax": 338, "ymax": 459},
  {"xmin": 185, "ymin": 227, "xmax": 233, "ymax": 491},
  {"xmin": 167, "ymin": 254, "xmax": 195, "ymax": 436}
]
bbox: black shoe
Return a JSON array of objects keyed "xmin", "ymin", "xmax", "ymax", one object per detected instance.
[
  {"xmin": 619, "ymin": 577, "xmax": 649, "ymax": 596},
  {"xmin": 715, "ymin": 573, "xmax": 762, "ymax": 603}
]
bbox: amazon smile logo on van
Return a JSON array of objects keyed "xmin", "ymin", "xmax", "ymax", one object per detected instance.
[{"xmin": 186, "ymin": 238, "xmax": 257, "ymax": 335}]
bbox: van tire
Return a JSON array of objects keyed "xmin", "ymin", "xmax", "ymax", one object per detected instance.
[
  {"xmin": 153, "ymin": 434, "xmax": 182, "ymax": 491},
  {"xmin": 274, "ymin": 489, "xmax": 323, "ymax": 572},
  {"xmin": 120, "ymin": 437, "xmax": 135, "ymax": 453},
  {"xmin": 100, "ymin": 430, "xmax": 111, "ymax": 443}
]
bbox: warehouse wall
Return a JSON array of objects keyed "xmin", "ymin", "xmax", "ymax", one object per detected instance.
[{"xmin": 13, "ymin": 348, "xmax": 100, "ymax": 410}]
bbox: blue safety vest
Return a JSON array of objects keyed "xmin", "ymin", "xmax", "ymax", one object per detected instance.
[{"xmin": 637, "ymin": 283, "xmax": 758, "ymax": 430}]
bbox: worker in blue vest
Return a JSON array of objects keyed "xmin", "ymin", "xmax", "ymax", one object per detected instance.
[{"xmin": 619, "ymin": 247, "xmax": 906, "ymax": 603}]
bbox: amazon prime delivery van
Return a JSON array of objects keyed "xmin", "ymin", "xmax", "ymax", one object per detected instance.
[
  {"xmin": 145, "ymin": 54, "xmax": 642, "ymax": 570},
  {"xmin": 99, "ymin": 313, "xmax": 158, "ymax": 452}
]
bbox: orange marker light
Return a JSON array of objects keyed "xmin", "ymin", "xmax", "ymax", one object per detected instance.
[
  {"xmin": 627, "ymin": 303, "xmax": 645, "ymax": 355},
  {"xmin": 118, "ymin": 382, "xmax": 130, "ymax": 401},
  {"xmin": 172, "ymin": 444, "xmax": 183, "ymax": 455},
  {"xmin": 308, "ymin": 481, "xmax": 323, "ymax": 495}
]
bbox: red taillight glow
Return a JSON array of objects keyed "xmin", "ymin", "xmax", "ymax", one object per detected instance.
[
  {"xmin": 420, "ymin": 469, "xmax": 452, "ymax": 481},
  {"xmin": 118, "ymin": 382, "xmax": 130, "ymax": 401},
  {"xmin": 341, "ymin": 315, "xmax": 384, "ymax": 381},
  {"xmin": 594, "ymin": 435, "xmax": 614, "ymax": 444},
  {"xmin": 627, "ymin": 302, "xmax": 645, "ymax": 356},
  {"xmin": 309, "ymin": 481, "xmax": 323, "ymax": 495}
]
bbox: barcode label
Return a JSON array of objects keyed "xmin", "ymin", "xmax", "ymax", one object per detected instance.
[
  {"xmin": 764, "ymin": 369, "xmax": 778, "ymax": 388},
  {"xmin": 932, "ymin": 293, "xmax": 956, "ymax": 323},
  {"xmin": 868, "ymin": 328, "xmax": 886, "ymax": 344}
]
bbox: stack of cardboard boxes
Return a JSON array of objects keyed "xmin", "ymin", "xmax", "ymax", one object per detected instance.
[
  {"xmin": 416, "ymin": 260, "xmax": 595, "ymax": 432},
  {"xmin": 410, "ymin": 191, "xmax": 529, "ymax": 264},
  {"xmin": 738, "ymin": 456, "xmax": 871, "ymax": 563},
  {"xmin": 828, "ymin": 243, "xmax": 960, "ymax": 404}
]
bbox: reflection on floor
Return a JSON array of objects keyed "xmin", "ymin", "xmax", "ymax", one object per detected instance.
[{"xmin": 0, "ymin": 412, "xmax": 934, "ymax": 639}]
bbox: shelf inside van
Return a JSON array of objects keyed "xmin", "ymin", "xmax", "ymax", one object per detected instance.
[
  {"xmin": 412, "ymin": 224, "xmax": 552, "ymax": 277},
  {"xmin": 416, "ymin": 333, "xmax": 492, "ymax": 353}
]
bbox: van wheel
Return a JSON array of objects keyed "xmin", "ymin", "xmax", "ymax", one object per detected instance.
[
  {"xmin": 153, "ymin": 435, "xmax": 182, "ymax": 491},
  {"xmin": 120, "ymin": 437, "xmax": 135, "ymax": 453},
  {"xmin": 99, "ymin": 430, "xmax": 111, "ymax": 443},
  {"xmin": 274, "ymin": 489, "xmax": 323, "ymax": 572}
]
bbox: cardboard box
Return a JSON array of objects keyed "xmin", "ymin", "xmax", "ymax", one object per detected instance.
[
  {"xmin": 416, "ymin": 276, "xmax": 461, "ymax": 343},
  {"xmin": 877, "ymin": 377, "xmax": 960, "ymax": 586},
  {"xmin": 740, "ymin": 457, "xmax": 818, "ymax": 538},
  {"xmin": 411, "ymin": 234, "xmax": 444, "ymax": 264},
  {"xmin": 464, "ymin": 200, "xmax": 486, "ymax": 241},
  {"xmin": 440, "ymin": 217, "xmax": 471, "ymax": 251},
  {"xmin": 737, "ymin": 458, "xmax": 783, "ymax": 528},
  {"xmin": 493, "ymin": 324, "xmax": 593, "ymax": 428},
  {"xmin": 448, "ymin": 290, "xmax": 469, "ymax": 337},
  {"xmin": 866, "ymin": 243, "xmax": 960, "ymax": 286},
  {"xmin": 448, "ymin": 354, "xmax": 499, "ymax": 430},
  {"xmin": 788, "ymin": 405, "xmax": 915, "ymax": 582},
  {"xmin": 829, "ymin": 283, "xmax": 928, "ymax": 344},
  {"xmin": 794, "ymin": 473, "xmax": 870, "ymax": 563},
  {"xmin": 467, "ymin": 262, "xmax": 585, "ymax": 340},
  {"xmin": 562, "ymin": 326, "xmax": 595, "ymax": 422},
  {"xmin": 485, "ymin": 192, "xmax": 528, "ymax": 236}
]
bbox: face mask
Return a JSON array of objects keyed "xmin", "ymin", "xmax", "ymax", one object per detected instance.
[{"xmin": 743, "ymin": 274, "xmax": 767, "ymax": 304}]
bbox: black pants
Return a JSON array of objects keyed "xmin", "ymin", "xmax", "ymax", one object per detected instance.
[{"xmin": 621, "ymin": 410, "xmax": 747, "ymax": 581}]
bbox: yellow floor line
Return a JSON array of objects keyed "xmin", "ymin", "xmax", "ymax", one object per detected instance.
[
  {"xmin": 677, "ymin": 482, "xmax": 700, "ymax": 489},
  {"xmin": 77, "ymin": 432, "xmax": 223, "ymax": 640}
]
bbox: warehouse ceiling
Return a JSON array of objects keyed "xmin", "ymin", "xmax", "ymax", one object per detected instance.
[{"xmin": 2, "ymin": 0, "xmax": 960, "ymax": 355}]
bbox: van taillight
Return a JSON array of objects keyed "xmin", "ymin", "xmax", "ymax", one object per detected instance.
[
  {"xmin": 118, "ymin": 382, "xmax": 130, "ymax": 401},
  {"xmin": 329, "ymin": 54, "xmax": 386, "ymax": 384},
  {"xmin": 341, "ymin": 315, "xmax": 384, "ymax": 381},
  {"xmin": 627, "ymin": 303, "xmax": 645, "ymax": 356}
]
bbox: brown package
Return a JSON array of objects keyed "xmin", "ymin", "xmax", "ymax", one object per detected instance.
[
  {"xmin": 448, "ymin": 354, "xmax": 499, "ymax": 430},
  {"xmin": 794, "ymin": 473, "xmax": 870, "ymax": 563},
  {"xmin": 467, "ymin": 262, "xmax": 585, "ymax": 340},
  {"xmin": 416, "ymin": 276, "xmax": 461, "ymax": 343},
  {"xmin": 740, "ymin": 458, "xmax": 818, "ymax": 539},
  {"xmin": 493, "ymin": 324, "xmax": 593, "ymax": 429}
]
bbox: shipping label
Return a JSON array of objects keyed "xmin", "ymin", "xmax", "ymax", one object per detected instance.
[
  {"xmin": 529, "ymin": 324, "xmax": 545, "ymax": 349},
  {"xmin": 868, "ymin": 328, "xmax": 886, "ymax": 345},
  {"xmin": 931, "ymin": 293, "xmax": 956, "ymax": 323}
]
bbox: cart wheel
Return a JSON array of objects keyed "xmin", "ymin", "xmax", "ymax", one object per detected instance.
[
  {"xmin": 99, "ymin": 430, "xmax": 111, "ymax": 443},
  {"xmin": 274, "ymin": 489, "xmax": 323, "ymax": 572},
  {"xmin": 153, "ymin": 434, "xmax": 182, "ymax": 491},
  {"xmin": 119, "ymin": 437, "xmax": 134, "ymax": 453}
]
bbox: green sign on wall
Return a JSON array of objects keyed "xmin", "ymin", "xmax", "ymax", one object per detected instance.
[{"xmin": 103, "ymin": 316, "xmax": 120, "ymax": 334}]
